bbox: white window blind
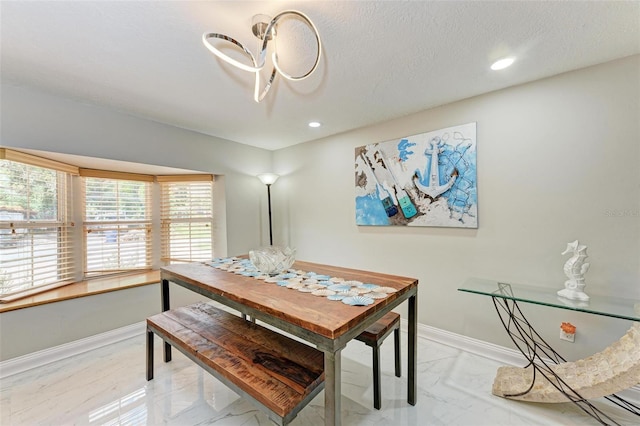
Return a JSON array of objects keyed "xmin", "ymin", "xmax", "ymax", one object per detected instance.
[
  {"xmin": 82, "ymin": 172, "xmax": 152, "ymax": 277},
  {"xmin": 0, "ymin": 152, "xmax": 76, "ymax": 300},
  {"xmin": 159, "ymin": 175, "xmax": 214, "ymax": 264}
]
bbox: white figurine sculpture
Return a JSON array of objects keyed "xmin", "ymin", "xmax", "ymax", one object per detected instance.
[{"xmin": 557, "ymin": 240, "xmax": 590, "ymax": 301}]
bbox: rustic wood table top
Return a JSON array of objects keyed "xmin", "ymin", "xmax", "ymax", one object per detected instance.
[{"xmin": 161, "ymin": 260, "xmax": 417, "ymax": 340}]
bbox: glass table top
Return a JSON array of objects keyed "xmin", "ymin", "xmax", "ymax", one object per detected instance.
[{"xmin": 458, "ymin": 277, "xmax": 640, "ymax": 322}]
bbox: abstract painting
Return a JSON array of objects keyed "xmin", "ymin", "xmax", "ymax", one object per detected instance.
[{"xmin": 355, "ymin": 122, "xmax": 477, "ymax": 227}]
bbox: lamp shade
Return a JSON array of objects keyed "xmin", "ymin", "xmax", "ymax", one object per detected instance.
[{"xmin": 257, "ymin": 173, "xmax": 279, "ymax": 185}]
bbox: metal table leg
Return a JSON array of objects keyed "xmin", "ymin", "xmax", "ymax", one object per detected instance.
[
  {"xmin": 491, "ymin": 293, "xmax": 639, "ymax": 426},
  {"xmin": 324, "ymin": 349, "xmax": 342, "ymax": 426},
  {"xmin": 408, "ymin": 294, "xmax": 417, "ymax": 405},
  {"xmin": 161, "ymin": 278, "xmax": 172, "ymax": 362}
]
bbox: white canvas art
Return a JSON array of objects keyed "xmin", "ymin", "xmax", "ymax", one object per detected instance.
[{"xmin": 355, "ymin": 122, "xmax": 477, "ymax": 227}]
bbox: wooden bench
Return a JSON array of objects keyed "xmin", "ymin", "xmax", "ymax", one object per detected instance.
[{"xmin": 146, "ymin": 302, "xmax": 325, "ymax": 425}]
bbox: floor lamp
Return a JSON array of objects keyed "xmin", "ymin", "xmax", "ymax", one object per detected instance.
[{"xmin": 257, "ymin": 173, "xmax": 279, "ymax": 245}]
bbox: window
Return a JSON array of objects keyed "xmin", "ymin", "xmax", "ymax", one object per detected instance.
[
  {"xmin": 0, "ymin": 149, "xmax": 77, "ymax": 300},
  {"xmin": 0, "ymin": 148, "xmax": 217, "ymax": 301},
  {"xmin": 81, "ymin": 170, "xmax": 153, "ymax": 277},
  {"xmin": 159, "ymin": 175, "xmax": 214, "ymax": 264}
]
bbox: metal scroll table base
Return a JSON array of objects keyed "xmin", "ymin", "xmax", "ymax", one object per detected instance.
[{"xmin": 489, "ymin": 290, "xmax": 640, "ymax": 426}]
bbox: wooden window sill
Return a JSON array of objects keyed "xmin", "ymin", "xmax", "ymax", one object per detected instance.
[{"xmin": 0, "ymin": 271, "xmax": 161, "ymax": 313}]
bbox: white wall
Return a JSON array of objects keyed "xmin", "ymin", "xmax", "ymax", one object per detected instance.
[
  {"xmin": 1, "ymin": 56, "xmax": 638, "ymax": 361},
  {"xmin": 0, "ymin": 284, "xmax": 205, "ymax": 359},
  {"xmin": 0, "ymin": 83, "xmax": 275, "ymax": 255},
  {"xmin": 0, "ymin": 83, "xmax": 275, "ymax": 360},
  {"xmin": 273, "ymin": 55, "xmax": 640, "ymax": 360}
]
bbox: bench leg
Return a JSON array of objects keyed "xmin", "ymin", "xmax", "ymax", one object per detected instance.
[
  {"xmin": 163, "ymin": 341, "xmax": 172, "ymax": 362},
  {"xmin": 372, "ymin": 344, "xmax": 381, "ymax": 410},
  {"xmin": 394, "ymin": 327, "xmax": 401, "ymax": 377},
  {"xmin": 241, "ymin": 314, "xmax": 257, "ymax": 324},
  {"xmin": 146, "ymin": 329, "xmax": 154, "ymax": 381}
]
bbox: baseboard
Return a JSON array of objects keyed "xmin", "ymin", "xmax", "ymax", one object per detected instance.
[
  {"xmin": 2, "ymin": 318, "xmax": 639, "ymax": 404},
  {"xmin": 0, "ymin": 321, "xmax": 145, "ymax": 379},
  {"xmin": 406, "ymin": 319, "xmax": 640, "ymax": 404},
  {"xmin": 413, "ymin": 321, "xmax": 527, "ymax": 366}
]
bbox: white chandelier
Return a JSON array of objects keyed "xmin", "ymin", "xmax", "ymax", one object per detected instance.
[{"xmin": 202, "ymin": 10, "xmax": 322, "ymax": 103}]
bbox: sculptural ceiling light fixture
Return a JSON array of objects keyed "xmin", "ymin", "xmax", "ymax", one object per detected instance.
[{"xmin": 202, "ymin": 10, "xmax": 322, "ymax": 102}]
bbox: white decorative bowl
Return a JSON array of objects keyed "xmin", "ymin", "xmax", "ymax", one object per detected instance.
[{"xmin": 249, "ymin": 246, "xmax": 296, "ymax": 275}]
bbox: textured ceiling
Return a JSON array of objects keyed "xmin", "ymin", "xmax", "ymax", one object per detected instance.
[{"xmin": 1, "ymin": 1, "xmax": 639, "ymax": 151}]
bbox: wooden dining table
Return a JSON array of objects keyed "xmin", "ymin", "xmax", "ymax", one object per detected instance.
[{"xmin": 160, "ymin": 259, "xmax": 418, "ymax": 426}]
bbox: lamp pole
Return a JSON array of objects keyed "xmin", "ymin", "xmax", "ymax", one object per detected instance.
[
  {"xmin": 257, "ymin": 173, "xmax": 279, "ymax": 246},
  {"xmin": 266, "ymin": 183, "xmax": 273, "ymax": 245}
]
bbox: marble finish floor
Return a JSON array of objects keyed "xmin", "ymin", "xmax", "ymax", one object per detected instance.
[{"xmin": 1, "ymin": 327, "xmax": 638, "ymax": 425}]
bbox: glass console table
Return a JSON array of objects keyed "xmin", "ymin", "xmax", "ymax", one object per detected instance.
[{"xmin": 459, "ymin": 278, "xmax": 640, "ymax": 426}]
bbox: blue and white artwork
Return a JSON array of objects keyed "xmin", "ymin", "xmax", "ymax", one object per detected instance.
[{"xmin": 355, "ymin": 122, "xmax": 477, "ymax": 228}]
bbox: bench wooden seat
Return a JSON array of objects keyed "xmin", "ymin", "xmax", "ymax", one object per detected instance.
[{"xmin": 146, "ymin": 302, "xmax": 325, "ymax": 425}]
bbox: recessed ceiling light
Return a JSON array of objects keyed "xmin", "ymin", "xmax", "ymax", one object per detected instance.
[
  {"xmin": 491, "ymin": 57, "xmax": 515, "ymax": 71},
  {"xmin": 308, "ymin": 121, "xmax": 321, "ymax": 128}
]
